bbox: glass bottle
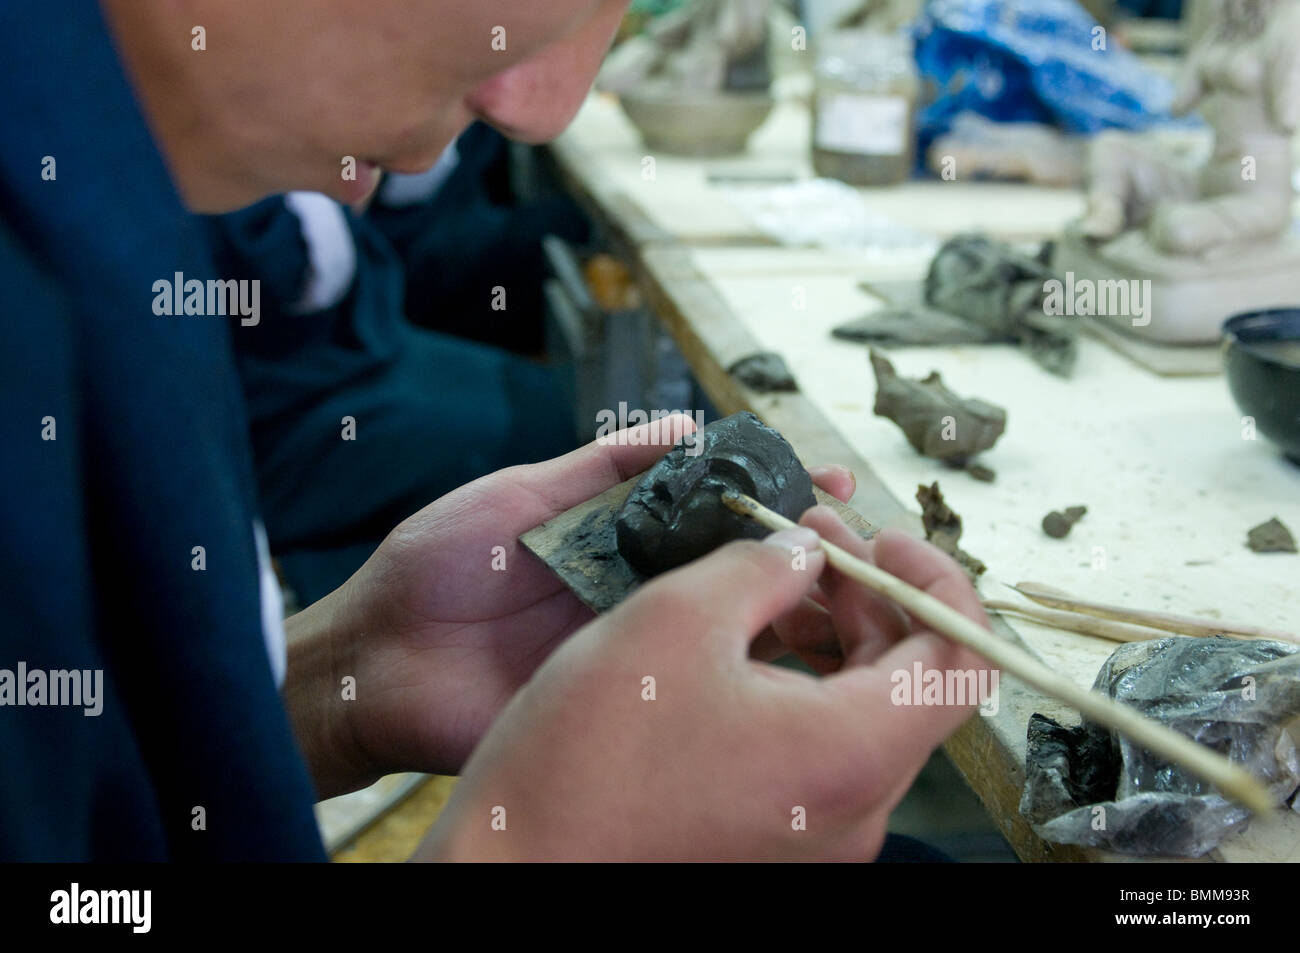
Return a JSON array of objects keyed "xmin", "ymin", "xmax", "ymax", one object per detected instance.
[{"xmin": 812, "ymin": 31, "xmax": 920, "ymax": 187}]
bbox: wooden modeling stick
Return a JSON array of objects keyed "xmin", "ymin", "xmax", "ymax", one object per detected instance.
[{"xmin": 722, "ymin": 491, "xmax": 1276, "ymax": 814}]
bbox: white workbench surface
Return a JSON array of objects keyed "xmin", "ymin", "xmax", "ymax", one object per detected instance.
[
  {"xmin": 551, "ymin": 87, "xmax": 1300, "ymax": 861},
  {"xmin": 690, "ymin": 246, "xmax": 1300, "ymax": 655},
  {"xmin": 554, "ymin": 92, "xmax": 1088, "ymax": 244}
]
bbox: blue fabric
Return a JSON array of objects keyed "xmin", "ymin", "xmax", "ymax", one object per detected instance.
[
  {"xmin": 0, "ymin": 2, "xmax": 324, "ymax": 859},
  {"xmin": 368, "ymin": 123, "xmax": 590, "ymax": 353},
  {"xmin": 875, "ymin": 833, "xmax": 957, "ymax": 863},
  {"xmin": 913, "ymin": 0, "xmax": 1181, "ymax": 157},
  {"xmin": 210, "ymin": 197, "xmax": 576, "ymax": 602}
]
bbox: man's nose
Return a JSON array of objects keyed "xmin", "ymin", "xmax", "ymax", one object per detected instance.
[{"xmin": 465, "ymin": 1, "xmax": 627, "ymax": 143}]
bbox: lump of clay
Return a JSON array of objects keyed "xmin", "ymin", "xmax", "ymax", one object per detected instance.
[
  {"xmin": 925, "ymin": 235, "xmax": 1077, "ymax": 377},
  {"xmin": 871, "ymin": 349, "xmax": 1006, "ymax": 466},
  {"xmin": 1042, "ymin": 505, "xmax": 1087, "ymax": 539},
  {"xmin": 916, "ymin": 482, "xmax": 985, "ymax": 580},
  {"xmin": 728, "ymin": 352, "xmax": 798, "ymax": 393},
  {"xmin": 1247, "ymin": 517, "xmax": 1297, "ymax": 554},
  {"xmin": 616, "ymin": 411, "xmax": 814, "ymax": 577}
]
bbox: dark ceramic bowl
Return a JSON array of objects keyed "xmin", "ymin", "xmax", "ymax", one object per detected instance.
[{"xmin": 1222, "ymin": 309, "xmax": 1300, "ymax": 464}]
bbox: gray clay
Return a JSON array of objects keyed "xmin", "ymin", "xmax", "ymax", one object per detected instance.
[
  {"xmin": 616, "ymin": 411, "xmax": 815, "ymax": 577},
  {"xmin": 832, "ymin": 309, "xmax": 994, "ymax": 347},
  {"xmin": 1247, "ymin": 517, "xmax": 1297, "ymax": 554},
  {"xmin": 834, "ymin": 237, "xmax": 1077, "ymax": 376},
  {"xmin": 916, "ymin": 482, "xmax": 986, "ymax": 580},
  {"xmin": 1042, "ymin": 505, "xmax": 1087, "ymax": 539},
  {"xmin": 871, "ymin": 349, "xmax": 1006, "ymax": 463},
  {"xmin": 728, "ymin": 352, "xmax": 799, "ymax": 393},
  {"xmin": 925, "ymin": 235, "xmax": 1077, "ymax": 377}
]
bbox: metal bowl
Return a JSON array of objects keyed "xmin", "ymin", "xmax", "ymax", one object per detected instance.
[
  {"xmin": 617, "ymin": 88, "xmax": 775, "ymax": 157},
  {"xmin": 1223, "ymin": 308, "xmax": 1300, "ymax": 464}
]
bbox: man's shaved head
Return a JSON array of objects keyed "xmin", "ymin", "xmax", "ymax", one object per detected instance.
[{"xmin": 102, "ymin": 0, "xmax": 630, "ymax": 211}]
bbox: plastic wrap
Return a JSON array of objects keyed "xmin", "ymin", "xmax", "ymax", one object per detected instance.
[
  {"xmin": 912, "ymin": 0, "xmax": 1180, "ymax": 158},
  {"xmin": 1020, "ymin": 636, "xmax": 1300, "ymax": 857}
]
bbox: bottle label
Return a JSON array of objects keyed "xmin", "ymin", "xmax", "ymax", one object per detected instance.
[{"xmin": 815, "ymin": 93, "xmax": 908, "ymax": 156}]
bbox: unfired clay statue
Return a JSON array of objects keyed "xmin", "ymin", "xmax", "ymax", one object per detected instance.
[
  {"xmin": 597, "ymin": 0, "xmax": 771, "ymax": 94},
  {"xmin": 1057, "ymin": 0, "xmax": 1300, "ymax": 343},
  {"xmin": 615, "ymin": 412, "xmax": 814, "ymax": 577}
]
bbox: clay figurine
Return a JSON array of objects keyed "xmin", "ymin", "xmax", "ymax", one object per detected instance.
[
  {"xmin": 871, "ymin": 349, "xmax": 1006, "ymax": 467},
  {"xmin": 1058, "ymin": 0, "xmax": 1300, "ymax": 343}
]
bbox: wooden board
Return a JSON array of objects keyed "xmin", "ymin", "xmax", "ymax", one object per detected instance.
[
  {"xmin": 314, "ymin": 773, "xmax": 428, "ymax": 854},
  {"xmin": 521, "ymin": 476, "xmax": 873, "ymax": 614}
]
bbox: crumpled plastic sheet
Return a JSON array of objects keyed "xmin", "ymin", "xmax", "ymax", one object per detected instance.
[
  {"xmin": 913, "ymin": 0, "xmax": 1181, "ymax": 158},
  {"xmin": 1019, "ymin": 636, "xmax": 1300, "ymax": 857},
  {"xmin": 719, "ymin": 178, "xmax": 937, "ymax": 255}
]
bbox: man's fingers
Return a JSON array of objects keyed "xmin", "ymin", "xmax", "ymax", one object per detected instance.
[
  {"xmin": 807, "ymin": 464, "xmax": 856, "ymax": 503},
  {"xmin": 504, "ymin": 413, "xmax": 698, "ymax": 522},
  {"xmin": 628, "ymin": 527, "xmax": 826, "ymax": 659},
  {"xmin": 867, "ymin": 529, "xmax": 991, "ymax": 678},
  {"xmin": 760, "ymin": 597, "xmax": 844, "ymax": 673},
  {"xmin": 799, "ymin": 507, "xmax": 910, "ymax": 665},
  {"xmin": 822, "ymin": 529, "xmax": 995, "ymax": 775}
]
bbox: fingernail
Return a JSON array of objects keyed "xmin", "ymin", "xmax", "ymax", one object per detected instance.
[{"xmin": 764, "ymin": 527, "xmax": 820, "ymax": 552}]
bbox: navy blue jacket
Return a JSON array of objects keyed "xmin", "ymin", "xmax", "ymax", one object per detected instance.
[{"xmin": 0, "ymin": 2, "xmax": 325, "ymax": 859}]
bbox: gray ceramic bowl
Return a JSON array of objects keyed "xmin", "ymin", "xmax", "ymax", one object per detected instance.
[
  {"xmin": 617, "ymin": 88, "xmax": 775, "ymax": 157},
  {"xmin": 1222, "ymin": 308, "xmax": 1300, "ymax": 464}
]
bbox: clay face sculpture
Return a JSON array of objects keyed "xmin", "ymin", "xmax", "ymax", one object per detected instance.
[{"xmin": 615, "ymin": 411, "xmax": 815, "ymax": 577}]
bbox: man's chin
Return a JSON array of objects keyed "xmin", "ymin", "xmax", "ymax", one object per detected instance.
[{"xmin": 338, "ymin": 161, "xmax": 383, "ymax": 208}]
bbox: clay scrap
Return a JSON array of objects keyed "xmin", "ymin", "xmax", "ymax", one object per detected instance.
[
  {"xmin": 1043, "ymin": 506, "xmax": 1087, "ymax": 539},
  {"xmin": 916, "ymin": 482, "xmax": 986, "ymax": 580},
  {"xmin": 1247, "ymin": 517, "xmax": 1297, "ymax": 554},
  {"xmin": 833, "ymin": 308, "xmax": 992, "ymax": 347},
  {"xmin": 615, "ymin": 411, "xmax": 815, "ymax": 577},
  {"xmin": 728, "ymin": 351, "xmax": 798, "ymax": 393},
  {"xmin": 871, "ymin": 349, "xmax": 1006, "ymax": 477},
  {"xmin": 834, "ymin": 235, "xmax": 1078, "ymax": 376}
]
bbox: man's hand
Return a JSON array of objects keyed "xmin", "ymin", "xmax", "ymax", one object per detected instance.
[
  {"xmin": 283, "ymin": 415, "xmax": 855, "ymax": 797},
  {"xmin": 414, "ymin": 507, "xmax": 992, "ymax": 862}
]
